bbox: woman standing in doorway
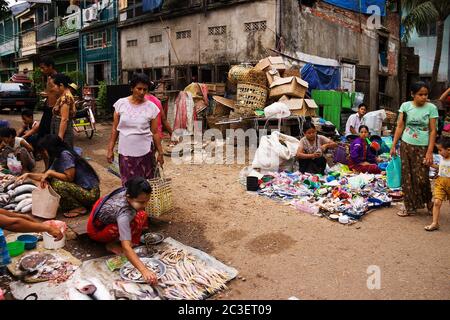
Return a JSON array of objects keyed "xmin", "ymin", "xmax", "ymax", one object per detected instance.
[
  {"xmin": 390, "ymin": 82, "xmax": 438, "ymax": 216},
  {"xmin": 107, "ymin": 73, "xmax": 164, "ymax": 186}
]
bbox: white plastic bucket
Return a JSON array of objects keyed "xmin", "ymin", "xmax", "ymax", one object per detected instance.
[
  {"xmin": 42, "ymin": 220, "xmax": 67, "ymax": 250},
  {"xmin": 43, "ymin": 232, "xmax": 66, "ymax": 250}
]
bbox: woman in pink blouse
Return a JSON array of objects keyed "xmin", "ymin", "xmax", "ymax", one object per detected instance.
[{"xmin": 107, "ymin": 73, "xmax": 164, "ymax": 186}]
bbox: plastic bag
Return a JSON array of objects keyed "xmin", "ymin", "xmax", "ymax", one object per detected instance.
[
  {"xmin": 32, "ymin": 185, "xmax": 61, "ymax": 219},
  {"xmin": 252, "ymin": 131, "xmax": 300, "ymax": 172},
  {"xmin": 386, "ymin": 156, "xmax": 401, "ymax": 189},
  {"xmin": 361, "ymin": 110, "xmax": 387, "ymax": 136},
  {"xmin": 333, "ymin": 143, "xmax": 349, "ymax": 165},
  {"xmin": 264, "ymin": 102, "xmax": 291, "ymax": 119},
  {"xmin": 7, "ymin": 154, "xmax": 22, "ymax": 175}
]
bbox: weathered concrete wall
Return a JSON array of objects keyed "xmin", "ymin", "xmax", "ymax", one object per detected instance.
[
  {"xmin": 120, "ymin": 0, "xmax": 276, "ymax": 70},
  {"xmin": 281, "ymin": 0, "xmax": 401, "ymax": 110}
]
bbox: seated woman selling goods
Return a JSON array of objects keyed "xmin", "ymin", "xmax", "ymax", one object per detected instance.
[{"xmin": 17, "ymin": 135, "xmax": 100, "ymax": 218}]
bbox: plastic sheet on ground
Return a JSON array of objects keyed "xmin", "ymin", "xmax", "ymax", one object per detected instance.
[{"xmin": 10, "ymin": 237, "xmax": 238, "ymax": 300}]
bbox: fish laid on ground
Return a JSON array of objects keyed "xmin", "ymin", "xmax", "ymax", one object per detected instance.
[
  {"xmin": 66, "ymin": 287, "xmax": 92, "ymax": 300},
  {"xmin": 75, "ymin": 278, "xmax": 113, "ymax": 300}
]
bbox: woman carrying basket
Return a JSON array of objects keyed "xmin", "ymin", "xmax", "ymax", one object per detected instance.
[{"xmin": 107, "ymin": 73, "xmax": 164, "ymax": 186}]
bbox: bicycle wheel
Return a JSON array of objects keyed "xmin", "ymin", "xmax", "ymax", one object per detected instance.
[{"xmin": 84, "ymin": 124, "xmax": 95, "ymax": 139}]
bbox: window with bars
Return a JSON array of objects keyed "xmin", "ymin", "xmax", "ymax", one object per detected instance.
[
  {"xmin": 244, "ymin": 21, "xmax": 267, "ymax": 32},
  {"xmin": 127, "ymin": 39, "xmax": 138, "ymax": 47},
  {"xmin": 86, "ymin": 29, "xmax": 112, "ymax": 50},
  {"xmin": 176, "ymin": 30, "xmax": 191, "ymax": 39},
  {"xmin": 149, "ymin": 34, "xmax": 162, "ymax": 43},
  {"xmin": 208, "ymin": 26, "xmax": 226, "ymax": 36}
]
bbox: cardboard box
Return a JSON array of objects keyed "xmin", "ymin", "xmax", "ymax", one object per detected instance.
[
  {"xmin": 266, "ymin": 69, "xmax": 281, "ymax": 85},
  {"xmin": 255, "ymin": 56, "xmax": 286, "ymax": 72},
  {"xmin": 269, "ymin": 76, "xmax": 309, "ymax": 99},
  {"xmin": 281, "ymin": 98, "xmax": 318, "ymax": 117},
  {"xmin": 206, "ymin": 83, "xmax": 225, "ymax": 95}
]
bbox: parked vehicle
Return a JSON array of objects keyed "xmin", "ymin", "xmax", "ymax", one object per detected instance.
[
  {"xmin": 73, "ymin": 97, "xmax": 96, "ymax": 139},
  {"xmin": 0, "ymin": 83, "xmax": 37, "ymax": 111}
]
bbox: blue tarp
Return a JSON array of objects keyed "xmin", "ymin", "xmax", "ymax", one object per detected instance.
[
  {"xmin": 143, "ymin": 0, "xmax": 163, "ymax": 12},
  {"xmin": 301, "ymin": 64, "xmax": 341, "ymax": 95},
  {"xmin": 323, "ymin": 0, "xmax": 386, "ymax": 16}
]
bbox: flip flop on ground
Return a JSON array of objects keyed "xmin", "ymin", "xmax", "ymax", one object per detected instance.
[
  {"xmin": 63, "ymin": 207, "xmax": 88, "ymax": 218},
  {"xmin": 397, "ymin": 209, "xmax": 416, "ymax": 217},
  {"xmin": 424, "ymin": 224, "xmax": 439, "ymax": 231}
]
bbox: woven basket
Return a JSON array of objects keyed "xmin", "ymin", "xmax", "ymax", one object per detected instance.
[
  {"xmin": 146, "ymin": 167, "xmax": 173, "ymax": 217},
  {"xmin": 236, "ymin": 83, "xmax": 268, "ymax": 113},
  {"xmin": 228, "ymin": 65, "xmax": 267, "ymax": 86}
]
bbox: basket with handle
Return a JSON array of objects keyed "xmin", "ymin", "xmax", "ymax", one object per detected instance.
[{"xmin": 146, "ymin": 166, "xmax": 173, "ymax": 217}]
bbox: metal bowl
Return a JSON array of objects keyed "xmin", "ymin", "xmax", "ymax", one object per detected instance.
[
  {"xmin": 119, "ymin": 258, "xmax": 166, "ymax": 283},
  {"xmin": 140, "ymin": 232, "xmax": 165, "ymax": 245}
]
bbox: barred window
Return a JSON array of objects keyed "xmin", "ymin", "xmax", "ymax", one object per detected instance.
[
  {"xmin": 176, "ymin": 30, "xmax": 191, "ymax": 39},
  {"xmin": 244, "ymin": 21, "xmax": 267, "ymax": 32},
  {"xmin": 208, "ymin": 26, "xmax": 226, "ymax": 36},
  {"xmin": 127, "ymin": 39, "xmax": 138, "ymax": 47},
  {"xmin": 86, "ymin": 30, "xmax": 112, "ymax": 49},
  {"xmin": 149, "ymin": 34, "xmax": 162, "ymax": 43}
]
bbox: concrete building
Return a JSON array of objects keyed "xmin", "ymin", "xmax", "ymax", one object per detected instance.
[
  {"xmin": 118, "ymin": 0, "xmax": 401, "ymax": 112},
  {"xmin": 118, "ymin": 0, "xmax": 277, "ymax": 89},
  {"xmin": 79, "ymin": 0, "xmax": 120, "ymax": 87},
  {"xmin": 0, "ymin": 13, "xmax": 19, "ymax": 81},
  {"xmin": 407, "ymin": 17, "xmax": 450, "ymax": 87},
  {"xmin": 280, "ymin": 0, "xmax": 401, "ymax": 111}
]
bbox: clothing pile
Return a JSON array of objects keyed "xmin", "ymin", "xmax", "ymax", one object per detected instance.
[{"xmin": 256, "ymin": 167, "xmax": 394, "ymax": 222}]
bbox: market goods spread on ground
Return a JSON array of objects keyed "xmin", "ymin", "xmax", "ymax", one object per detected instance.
[
  {"xmin": 9, "ymin": 237, "xmax": 237, "ymax": 300},
  {"xmin": 254, "ymin": 164, "xmax": 397, "ymax": 223}
]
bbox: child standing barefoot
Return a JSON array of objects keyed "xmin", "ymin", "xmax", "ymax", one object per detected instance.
[{"xmin": 425, "ymin": 138, "xmax": 450, "ymax": 231}]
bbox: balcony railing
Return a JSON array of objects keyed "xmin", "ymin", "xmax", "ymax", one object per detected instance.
[
  {"xmin": 0, "ymin": 40, "xmax": 15, "ymax": 55},
  {"xmin": 21, "ymin": 30, "xmax": 37, "ymax": 56},
  {"xmin": 36, "ymin": 20, "xmax": 56, "ymax": 44},
  {"xmin": 57, "ymin": 12, "xmax": 81, "ymax": 42}
]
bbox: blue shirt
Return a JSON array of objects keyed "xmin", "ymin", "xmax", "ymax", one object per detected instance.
[
  {"xmin": 50, "ymin": 151, "xmax": 99, "ymax": 190},
  {"xmin": 0, "ymin": 228, "xmax": 11, "ymax": 266}
]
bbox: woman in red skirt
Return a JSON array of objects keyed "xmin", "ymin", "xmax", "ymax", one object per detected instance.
[{"xmin": 87, "ymin": 177, "xmax": 157, "ymax": 285}]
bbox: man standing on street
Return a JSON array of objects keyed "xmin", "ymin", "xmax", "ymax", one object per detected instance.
[
  {"xmin": 345, "ymin": 103, "xmax": 367, "ymax": 136},
  {"xmin": 38, "ymin": 56, "xmax": 59, "ymax": 140},
  {"xmin": 37, "ymin": 57, "xmax": 59, "ymax": 167}
]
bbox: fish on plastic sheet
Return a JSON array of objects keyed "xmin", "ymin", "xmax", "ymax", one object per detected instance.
[
  {"xmin": 113, "ymin": 280, "xmax": 161, "ymax": 300},
  {"xmin": 66, "ymin": 287, "xmax": 92, "ymax": 300},
  {"xmin": 72, "ymin": 278, "xmax": 113, "ymax": 300}
]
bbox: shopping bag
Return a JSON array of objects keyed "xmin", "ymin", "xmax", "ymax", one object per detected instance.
[
  {"xmin": 386, "ymin": 156, "xmax": 402, "ymax": 189},
  {"xmin": 32, "ymin": 185, "xmax": 61, "ymax": 219},
  {"xmin": 146, "ymin": 166, "xmax": 173, "ymax": 217},
  {"xmin": 333, "ymin": 143, "xmax": 350, "ymax": 165},
  {"xmin": 252, "ymin": 131, "xmax": 300, "ymax": 172}
]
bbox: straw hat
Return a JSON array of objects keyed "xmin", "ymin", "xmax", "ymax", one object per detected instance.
[
  {"xmin": 69, "ymin": 83, "xmax": 79, "ymax": 91},
  {"xmin": 212, "ymin": 96, "xmax": 235, "ymax": 110}
]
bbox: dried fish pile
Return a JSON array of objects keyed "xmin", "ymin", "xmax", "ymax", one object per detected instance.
[
  {"xmin": 0, "ymin": 179, "xmax": 36, "ymax": 213},
  {"xmin": 156, "ymin": 249, "xmax": 229, "ymax": 300}
]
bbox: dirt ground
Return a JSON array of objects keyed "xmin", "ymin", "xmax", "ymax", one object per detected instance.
[{"xmin": 1, "ymin": 111, "xmax": 450, "ymax": 300}]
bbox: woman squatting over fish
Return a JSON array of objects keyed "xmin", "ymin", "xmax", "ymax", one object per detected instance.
[{"xmin": 86, "ymin": 177, "xmax": 157, "ymax": 285}]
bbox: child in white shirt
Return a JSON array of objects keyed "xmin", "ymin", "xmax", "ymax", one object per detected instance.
[{"xmin": 425, "ymin": 138, "xmax": 450, "ymax": 231}]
